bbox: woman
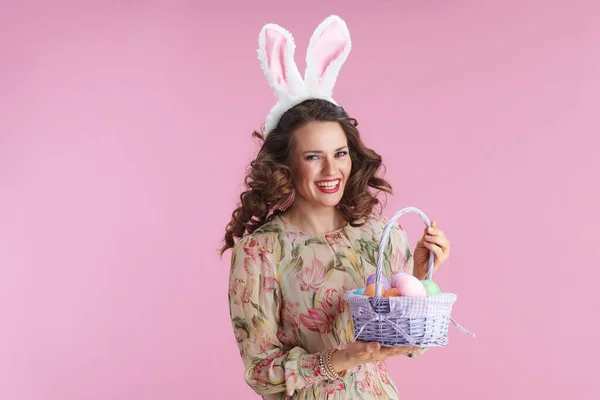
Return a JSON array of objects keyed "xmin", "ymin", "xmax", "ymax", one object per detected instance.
[{"xmin": 221, "ymin": 99, "xmax": 451, "ymax": 399}]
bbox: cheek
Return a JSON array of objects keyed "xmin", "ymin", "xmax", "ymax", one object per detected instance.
[
  {"xmin": 342, "ymin": 159, "xmax": 352, "ymax": 177},
  {"xmin": 292, "ymin": 163, "xmax": 316, "ymax": 186}
]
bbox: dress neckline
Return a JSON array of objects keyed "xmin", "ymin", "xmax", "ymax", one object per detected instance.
[{"xmin": 276, "ymin": 214, "xmax": 349, "ymax": 237}]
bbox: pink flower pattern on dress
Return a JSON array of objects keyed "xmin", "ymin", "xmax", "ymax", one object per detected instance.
[
  {"xmin": 298, "ymin": 259, "xmax": 327, "ymax": 292},
  {"xmin": 284, "ymin": 229, "xmax": 312, "ymax": 244},
  {"xmin": 242, "ymin": 234, "xmax": 277, "ymax": 275},
  {"xmin": 263, "ymin": 276, "xmax": 279, "ymax": 293},
  {"xmin": 325, "ymin": 231, "xmax": 347, "ymax": 247},
  {"xmin": 283, "ymin": 301, "xmax": 301, "ymax": 329},
  {"xmin": 229, "ymin": 277, "xmax": 254, "ymax": 305},
  {"xmin": 299, "ymin": 307, "xmax": 334, "ymax": 334}
]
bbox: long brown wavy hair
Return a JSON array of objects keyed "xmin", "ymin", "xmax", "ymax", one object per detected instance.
[{"xmin": 220, "ymin": 99, "xmax": 392, "ymax": 255}]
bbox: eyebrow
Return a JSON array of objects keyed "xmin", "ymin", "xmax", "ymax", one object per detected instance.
[{"xmin": 302, "ymin": 146, "xmax": 349, "ymax": 155}]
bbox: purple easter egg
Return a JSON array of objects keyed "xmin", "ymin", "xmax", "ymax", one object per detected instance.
[{"xmin": 365, "ymin": 273, "xmax": 390, "ymax": 291}]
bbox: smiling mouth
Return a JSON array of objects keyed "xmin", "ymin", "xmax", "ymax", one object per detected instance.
[
  {"xmin": 315, "ymin": 179, "xmax": 340, "ymax": 189},
  {"xmin": 315, "ymin": 179, "xmax": 341, "ymax": 193}
]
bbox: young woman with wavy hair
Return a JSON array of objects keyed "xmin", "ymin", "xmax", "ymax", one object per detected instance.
[{"xmin": 223, "ymin": 99, "xmax": 451, "ymax": 399}]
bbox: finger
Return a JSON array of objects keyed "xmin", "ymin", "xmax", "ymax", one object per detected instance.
[
  {"xmin": 428, "ymin": 222, "xmax": 446, "ymax": 237},
  {"xmin": 424, "ymin": 241, "xmax": 445, "ymax": 261},
  {"xmin": 379, "ymin": 346, "xmax": 401, "ymax": 356},
  {"xmin": 424, "ymin": 234, "xmax": 449, "ymax": 249},
  {"xmin": 397, "ymin": 347, "xmax": 414, "ymax": 355},
  {"xmin": 378, "ymin": 347, "xmax": 407, "ymax": 359},
  {"xmin": 396, "ymin": 348, "xmax": 414, "ymax": 357},
  {"xmin": 406, "ymin": 346, "xmax": 420, "ymax": 357},
  {"xmin": 366, "ymin": 342, "xmax": 380, "ymax": 353},
  {"xmin": 347, "ymin": 341, "xmax": 371, "ymax": 357},
  {"xmin": 383, "ymin": 346, "xmax": 412, "ymax": 353},
  {"xmin": 428, "ymin": 221, "xmax": 436, "ymax": 234},
  {"xmin": 376, "ymin": 346, "xmax": 408, "ymax": 357},
  {"xmin": 428, "ymin": 221, "xmax": 447, "ymax": 238}
]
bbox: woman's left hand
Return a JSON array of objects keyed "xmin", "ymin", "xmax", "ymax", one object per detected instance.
[{"xmin": 413, "ymin": 221, "xmax": 450, "ymax": 279}]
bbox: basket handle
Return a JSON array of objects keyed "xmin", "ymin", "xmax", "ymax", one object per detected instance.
[{"xmin": 374, "ymin": 206, "xmax": 435, "ymax": 299}]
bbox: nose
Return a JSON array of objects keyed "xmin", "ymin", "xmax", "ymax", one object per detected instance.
[{"xmin": 322, "ymin": 156, "xmax": 337, "ymax": 176}]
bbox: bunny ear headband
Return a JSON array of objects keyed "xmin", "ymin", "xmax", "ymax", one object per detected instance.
[{"xmin": 257, "ymin": 15, "xmax": 352, "ymax": 135}]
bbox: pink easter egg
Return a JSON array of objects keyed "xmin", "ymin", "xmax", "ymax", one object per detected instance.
[
  {"xmin": 391, "ymin": 272, "xmax": 408, "ymax": 288},
  {"xmin": 394, "ymin": 274, "xmax": 427, "ymax": 297}
]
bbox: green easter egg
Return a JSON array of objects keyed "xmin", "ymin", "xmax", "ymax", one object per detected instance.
[
  {"xmin": 422, "ymin": 279, "xmax": 441, "ymax": 296},
  {"xmin": 355, "ymin": 288, "xmax": 365, "ymax": 295}
]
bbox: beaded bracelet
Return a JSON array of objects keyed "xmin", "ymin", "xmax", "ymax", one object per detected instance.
[
  {"xmin": 317, "ymin": 351, "xmax": 336, "ymax": 382},
  {"xmin": 324, "ymin": 349, "xmax": 348, "ymax": 380}
]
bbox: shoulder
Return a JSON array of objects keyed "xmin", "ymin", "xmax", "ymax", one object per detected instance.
[
  {"xmin": 229, "ymin": 231, "xmax": 281, "ymax": 281},
  {"xmin": 231, "ymin": 218, "xmax": 284, "ymax": 263}
]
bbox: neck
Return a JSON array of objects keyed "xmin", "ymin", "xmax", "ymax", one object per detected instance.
[{"xmin": 282, "ymin": 201, "xmax": 346, "ymax": 235}]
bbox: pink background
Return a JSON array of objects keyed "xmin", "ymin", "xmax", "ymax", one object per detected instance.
[{"xmin": 1, "ymin": 1, "xmax": 599, "ymax": 399}]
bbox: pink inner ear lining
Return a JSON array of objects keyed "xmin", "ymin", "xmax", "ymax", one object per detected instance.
[
  {"xmin": 265, "ymin": 29, "xmax": 290, "ymax": 91},
  {"xmin": 314, "ymin": 21, "xmax": 347, "ymax": 82}
]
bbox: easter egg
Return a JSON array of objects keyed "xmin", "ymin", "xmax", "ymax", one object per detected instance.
[
  {"xmin": 364, "ymin": 283, "xmax": 376, "ymax": 297},
  {"xmin": 355, "ymin": 288, "xmax": 365, "ymax": 295},
  {"xmin": 385, "ymin": 288, "xmax": 400, "ymax": 297},
  {"xmin": 366, "ymin": 274, "xmax": 391, "ymax": 291},
  {"xmin": 394, "ymin": 274, "xmax": 427, "ymax": 297},
  {"xmin": 422, "ymin": 280, "xmax": 442, "ymax": 296},
  {"xmin": 364, "ymin": 283, "xmax": 387, "ymax": 297},
  {"xmin": 391, "ymin": 272, "xmax": 408, "ymax": 288}
]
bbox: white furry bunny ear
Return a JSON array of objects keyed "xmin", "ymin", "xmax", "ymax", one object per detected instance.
[
  {"xmin": 257, "ymin": 15, "xmax": 352, "ymax": 134},
  {"xmin": 257, "ymin": 24, "xmax": 304, "ymax": 99},
  {"xmin": 304, "ymin": 15, "xmax": 352, "ymax": 97}
]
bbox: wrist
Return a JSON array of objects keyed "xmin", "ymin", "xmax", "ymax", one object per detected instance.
[
  {"xmin": 317, "ymin": 349, "xmax": 347, "ymax": 381},
  {"xmin": 331, "ymin": 348, "xmax": 352, "ymax": 373}
]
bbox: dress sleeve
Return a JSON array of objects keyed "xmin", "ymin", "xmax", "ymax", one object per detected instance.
[
  {"xmin": 228, "ymin": 233, "xmax": 328, "ymax": 397},
  {"xmin": 386, "ymin": 221, "xmax": 429, "ymax": 359}
]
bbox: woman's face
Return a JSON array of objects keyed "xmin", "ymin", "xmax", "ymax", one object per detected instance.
[{"xmin": 289, "ymin": 121, "xmax": 352, "ymax": 210}]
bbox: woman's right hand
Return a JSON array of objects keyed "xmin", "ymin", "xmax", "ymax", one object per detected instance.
[{"xmin": 331, "ymin": 341, "xmax": 419, "ymax": 372}]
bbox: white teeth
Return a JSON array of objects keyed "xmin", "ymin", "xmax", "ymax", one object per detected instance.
[{"xmin": 316, "ymin": 179, "xmax": 340, "ymax": 188}]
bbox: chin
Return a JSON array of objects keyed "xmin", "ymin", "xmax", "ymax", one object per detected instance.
[
  {"xmin": 304, "ymin": 186, "xmax": 346, "ymax": 208},
  {"xmin": 317, "ymin": 195, "xmax": 344, "ymax": 208}
]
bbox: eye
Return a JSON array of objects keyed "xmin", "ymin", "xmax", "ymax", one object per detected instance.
[
  {"xmin": 305, "ymin": 155, "xmax": 319, "ymax": 161},
  {"xmin": 336, "ymin": 151, "xmax": 348, "ymax": 157}
]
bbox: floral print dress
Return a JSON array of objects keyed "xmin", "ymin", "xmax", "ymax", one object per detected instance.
[{"xmin": 228, "ymin": 212, "xmax": 422, "ymax": 399}]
